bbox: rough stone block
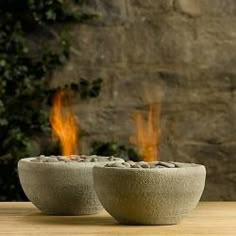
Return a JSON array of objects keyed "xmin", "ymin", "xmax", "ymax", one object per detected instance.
[
  {"xmin": 198, "ymin": 0, "xmax": 236, "ymax": 16},
  {"xmin": 70, "ymin": 25, "xmax": 125, "ymax": 66},
  {"xmin": 174, "ymin": 0, "xmax": 201, "ymax": 17},
  {"xmin": 129, "ymin": 0, "xmax": 174, "ymax": 11},
  {"xmin": 86, "ymin": 0, "xmax": 128, "ymax": 25}
]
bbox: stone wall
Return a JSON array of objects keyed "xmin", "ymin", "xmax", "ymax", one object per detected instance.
[{"xmin": 52, "ymin": 0, "xmax": 236, "ymax": 200}]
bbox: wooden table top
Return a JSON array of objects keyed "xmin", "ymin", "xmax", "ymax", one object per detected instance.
[{"xmin": 0, "ymin": 202, "xmax": 235, "ymax": 236}]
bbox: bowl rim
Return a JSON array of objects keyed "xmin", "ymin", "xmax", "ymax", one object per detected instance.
[
  {"xmin": 18, "ymin": 157, "xmax": 124, "ymax": 166},
  {"xmin": 93, "ymin": 162, "xmax": 206, "ymax": 172}
]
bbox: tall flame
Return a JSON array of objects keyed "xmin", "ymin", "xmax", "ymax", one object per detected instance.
[
  {"xmin": 50, "ymin": 90, "xmax": 79, "ymax": 156},
  {"xmin": 130, "ymin": 103, "xmax": 161, "ymax": 162}
]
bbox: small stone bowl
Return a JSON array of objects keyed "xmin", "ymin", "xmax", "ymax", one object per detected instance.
[
  {"xmin": 18, "ymin": 156, "xmax": 123, "ymax": 215},
  {"xmin": 93, "ymin": 162, "xmax": 206, "ymax": 225}
]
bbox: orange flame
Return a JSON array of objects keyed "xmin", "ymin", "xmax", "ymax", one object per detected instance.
[
  {"xmin": 130, "ymin": 103, "xmax": 161, "ymax": 162},
  {"xmin": 50, "ymin": 90, "xmax": 79, "ymax": 156}
]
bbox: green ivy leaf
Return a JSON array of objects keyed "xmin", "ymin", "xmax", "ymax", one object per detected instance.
[{"xmin": 0, "ymin": 118, "xmax": 8, "ymax": 126}]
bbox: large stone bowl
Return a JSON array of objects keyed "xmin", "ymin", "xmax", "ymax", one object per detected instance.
[
  {"xmin": 18, "ymin": 156, "xmax": 123, "ymax": 215},
  {"xmin": 93, "ymin": 162, "xmax": 206, "ymax": 225}
]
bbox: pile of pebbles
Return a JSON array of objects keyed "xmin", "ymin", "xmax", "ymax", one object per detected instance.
[
  {"xmin": 31, "ymin": 156, "xmax": 197, "ymax": 168},
  {"xmin": 105, "ymin": 161, "xmax": 196, "ymax": 169},
  {"xmin": 30, "ymin": 155, "xmax": 119, "ymax": 163}
]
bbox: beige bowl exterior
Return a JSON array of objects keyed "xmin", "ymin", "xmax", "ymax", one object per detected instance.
[
  {"xmin": 18, "ymin": 157, "xmax": 123, "ymax": 215},
  {"xmin": 93, "ymin": 163, "xmax": 206, "ymax": 225}
]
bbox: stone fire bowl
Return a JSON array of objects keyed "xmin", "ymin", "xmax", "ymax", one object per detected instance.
[
  {"xmin": 93, "ymin": 163, "xmax": 206, "ymax": 225},
  {"xmin": 18, "ymin": 157, "xmax": 123, "ymax": 215}
]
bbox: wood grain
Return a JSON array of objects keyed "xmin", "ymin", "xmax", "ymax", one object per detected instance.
[{"xmin": 0, "ymin": 202, "xmax": 235, "ymax": 236}]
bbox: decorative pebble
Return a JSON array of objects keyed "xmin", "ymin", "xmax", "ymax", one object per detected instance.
[
  {"xmin": 108, "ymin": 156, "xmax": 115, "ymax": 161},
  {"xmin": 46, "ymin": 157, "xmax": 58, "ymax": 162},
  {"xmin": 115, "ymin": 163, "xmax": 126, "ymax": 168},
  {"xmin": 69, "ymin": 155, "xmax": 77, "ymax": 160},
  {"xmin": 75, "ymin": 157, "xmax": 81, "ymax": 162},
  {"xmin": 158, "ymin": 161, "xmax": 176, "ymax": 168},
  {"xmin": 90, "ymin": 157, "xmax": 98, "ymax": 162},
  {"xmin": 126, "ymin": 160, "xmax": 135, "ymax": 166},
  {"xmin": 84, "ymin": 157, "xmax": 92, "ymax": 162},
  {"xmin": 155, "ymin": 165, "xmax": 165, "ymax": 168},
  {"xmin": 138, "ymin": 161, "xmax": 150, "ymax": 168},
  {"xmin": 90, "ymin": 155, "xmax": 98, "ymax": 158},
  {"xmin": 57, "ymin": 156, "xmax": 66, "ymax": 161},
  {"xmin": 110, "ymin": 162, "xmax": 121, "ymax": 168},
  {"xmin": 149, "ymin": 163, "xmax": 157, "ymax": 168},
  {"xmin": 50, "ymin": 155, "xmax": 57, "ymax": 158},
  {"xmin": 38, "ymin": 156, "xmax": 47, "ymax": 162},
  {"xmin": 104, "ymin": 163, "xmax": 113, "ymax": 167},
  {"xmin": 131, "ymin": 163, "xmax": 142, "ymax": 168},
  {"xmin": 138, "ymin": 161, "xmax": 146, "ymax": 165},
  {"xmin": 172, "ymin": 162, "xmax": 196, "ymax": 167},
  {"xmin": 141, "ymin": 163, "xmax": 150, "ymax": 168},
  {"xmin": 123, "ymin": 162, "xmax": 131, "ymax": 168}
]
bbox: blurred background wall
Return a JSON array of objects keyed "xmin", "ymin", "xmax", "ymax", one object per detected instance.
[
  {"xmin": 53, "ymin": 0, "xmax": 236, "ymax": 200},
  {"xmin": 0, "ymin": 0, "xmax": 235, "ymax": 201}
]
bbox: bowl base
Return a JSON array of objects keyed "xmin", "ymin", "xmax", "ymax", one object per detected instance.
[
  {"xmin": 37, "ymin": 205, "xmax": 103, "ymax": 216},
  {"xmin": 115, "ymin": 215, "xmax": 185, "ymax": 225}
]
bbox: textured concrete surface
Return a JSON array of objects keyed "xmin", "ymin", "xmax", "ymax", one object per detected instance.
[
  {"xmin": 93, "ymin": 164, "xmax": 206, "ymax": 225},
  {"xmin": 18, "ymin": 157, "xmax": 123, "ymax": 215},
  {"xmin": 51, "ymin": 0, "xmax": 236, "ymax": 200}
]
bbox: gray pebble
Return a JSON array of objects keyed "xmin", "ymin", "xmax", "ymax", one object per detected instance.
[
  {"xmin": 96, "ymin": 156, "xmax": 107, "ymax": 162},
  {"xmin": 105, "ymin": 162, "xmax": 122, "ymax": 168},
  {"xmin": 90, "ymin": 155, "xmax": 97, "ymax": 158},
  {"xmin": 84, "ymin": 157, "xmax": 92, "ymax": 162},
  {"xmin": 104, "ymin": 163, "xmax": 113, "ymax": 167},
  {"xmin": 69, "ymin": 155, "xmax": 78, "ymax": 160},
  {"xmin": 138, "ymin": 161, "xmax": 150, "ymax": 168},
  {"xmin": 108, "ymin": 156, "xmax": 115, "ymax": 161},
  {"xmin": 46, "ymin": 157, "xmax": 58, "ymax": 162},
  {"xmin": 75, "ymin": 157, "xmax": 81, "ymax": 162},
  {"xmin": 138, "ymin": 161, "xmax": 147, "ymax": 165},
  {"xmin": 39, "ymin": 156, "xmax": 48, "ymax": 162},
  {"xmin": 131, "ymin": 163, "xmax": 142, "ymax": 169},
  {"xmin": 111, "ymin": 162, "xmax": 125, "ymax": 168},
  {"xmin": 90, "ymin": 157, "xmax": 98, "ymax": 162},
  {"xmin": 115, "ymin": 163, "xmax": 126, "ymax": 168},
  {"xmin": 172, "ymin": 162, "xmax": 196, "ymax": 168},
  {"xmin": 109, "ymin": 162, "xmax": 117, "ymax": 167},
  {"xmin": 155, "ymin": 165, "xmax": 166, "ymax": 168},
  {"xmin": 158, "ymin": 161, "xmax": 176, "ymax": 168},
  {"xmin": 50, "ymin": 155, "xmax": 57, "ymax": 158},
  {"xmin": 123, "ymin": 162, "xmax": 131, "ymax": 168},
  {"xmin": 64, "ymin": 157, "xmax": 71, "ymax": 162},
  {"xmin": 151, "ymin": 161, "xmax": 160, "ymax": 165},
  {"xmin": 81, "ymin": 156, "xmax": 87, "ymax": 160},
  {"xmin": 141, "ymin": 163, "xmax": 150, "ymax": 168},
  {"xmin": 57, "ymin": 156, "xmax": 65, "ymax": 161},
  {"xmin": 127, "ymin": 160, "xmax": 135, "ymax": 165},
  {"xmin": 149, "ymin": 163, "xmax": 157, "ymax": 168}
]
